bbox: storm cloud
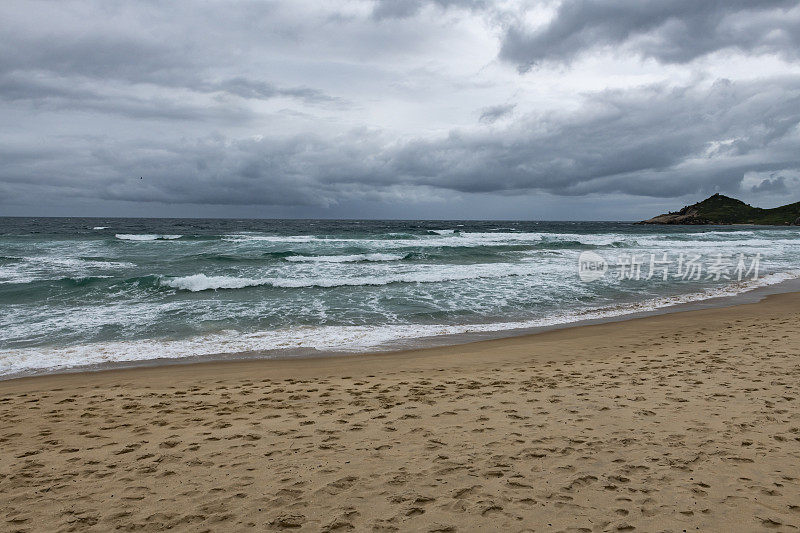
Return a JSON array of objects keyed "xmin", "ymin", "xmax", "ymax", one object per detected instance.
[
  {"xmin": 499, "ymin": 0, "xmax": 800, "ymax": 69},
  {"xmin": 1, "ymin": 0, "xmax": 799, "ymax": 219}
]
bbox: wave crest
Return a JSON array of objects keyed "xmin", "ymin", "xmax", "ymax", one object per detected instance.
[
  {"xmin": 284, "ymin": 253, "xmax": 405, "ymax": 263},
  {"xmin": 162, "ymin": 265, "xmax": 528, "ymax": 292},
  {"xmin": 115, "ymin": 234, "xmax": 182, "ymax": 241}
]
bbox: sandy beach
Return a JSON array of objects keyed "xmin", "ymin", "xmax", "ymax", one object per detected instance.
[{"xmin": 1, "ymin": 292, "xmax": 799, "ymax": 532}]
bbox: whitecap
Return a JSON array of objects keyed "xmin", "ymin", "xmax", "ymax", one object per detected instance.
[
  {"xmin": 284, "ymin": 253, "xmax": 404, "ymax": 263},
  {"xmin": 161, "ymin": 263, "xmax": 536, "ymax": 292},
  {"xmin": 115, "ymin": 234, "xmax": 182, "ymax": 241},
  {"xmin": 3, "ymin": 269, "xmax": 798, "ymax": 378}
]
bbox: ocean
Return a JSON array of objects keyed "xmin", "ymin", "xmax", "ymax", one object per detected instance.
[{"xmin": 1, "ymin": 217, "xmax": 799, "ymax": 378}]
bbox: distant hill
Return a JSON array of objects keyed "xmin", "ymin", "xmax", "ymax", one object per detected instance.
[{"xmin": 639, "ymin": 194, "xmax": 800, "ymax": 225}]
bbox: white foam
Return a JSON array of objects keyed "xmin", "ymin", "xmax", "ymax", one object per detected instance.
[
  {"xmin": 0, "ymin": 256, "xmax": 135, "ymax": 284},
  {"xmin": 630, "ymin": 237, "xmax": 800, "ymax": 248},
  {"xmin": 218, "ymin": 231, "xmax": 687, "ymax": 249},
  {"xmin": 219, "ymin": 229, "xmax": 800, "ymax": 250},
  {"xmin": 220, "ymin": 231, "xmax": 549, "ymax": 250},
  {"xmin": 3, "ymin": 270, "xmax": 797, "ymax": 378},
  {"xmin": 163, "ymin": 274, "xmax": 261, "ymax": 291},
  {"xmin": 224, "ymin": 234, "xmax": 316, "ymax": 243},
  {"xmin": 284, "ymin": 253, "xmax": 404, "ymax": 263},
  {"xmin": 44, "ymin": 257, "xmax": 133, "ymax": 269},
  {"xmin": 162, "ymin": 263, "xmax": 535, "ymax": 291},
  {"xmin": 92, "ymin": 226, "xmax": 109, "ymax": 230},
  {"xmin": 115, "ymin": 234, "xmax": 182, "ymax": 241}
]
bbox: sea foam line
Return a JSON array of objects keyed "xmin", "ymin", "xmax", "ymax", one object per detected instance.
[
  {"xmin": 284, "ymin": 253, "xmax": 405, "ymax": 263},
  {"xmin": 161, "ymin": 263, "xmax": 532, "ymax": 291},
  {"xmin": 2, "ymin": 270, "xmax": 797, "ymax": 378},
  {"xmin": 221, "ymin": 230, "xmax": 800, "ymax": 249},
  {"xmin": 115, "ymin": 234, "xmax": 182, "ymax": 241}
]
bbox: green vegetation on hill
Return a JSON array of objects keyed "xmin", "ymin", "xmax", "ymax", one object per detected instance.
[{"xmin": 640, "ymin": 194, "xmax": 800, "ymax": 225}]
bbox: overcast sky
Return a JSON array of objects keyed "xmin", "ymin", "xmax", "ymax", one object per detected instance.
[{"xmin": 2, "ymin": 0, "xmax": 799, "ymax": 220}]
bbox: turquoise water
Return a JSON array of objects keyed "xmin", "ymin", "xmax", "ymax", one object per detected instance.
[{"xmin": 1, "ymin": 218, "xmax": 799, "ymax": 377}]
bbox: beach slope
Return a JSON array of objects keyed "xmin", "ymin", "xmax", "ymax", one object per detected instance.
[{"xmin": 1, "ymin": 293, "xmax": 799, "ymax": 532}]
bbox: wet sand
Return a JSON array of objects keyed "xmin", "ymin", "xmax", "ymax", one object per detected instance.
[{"xmin": 1, "ymin": 292, "xmax": 799, "ymax": 532}]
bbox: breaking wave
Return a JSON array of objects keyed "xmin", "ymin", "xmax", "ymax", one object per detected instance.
[
  {"xmin": 162, "ymin": 264, "xmax": 531, "ymax": 292},
  {"xmin": 115, "ymin": 234, "xmax": 182, "ymax": 241}
]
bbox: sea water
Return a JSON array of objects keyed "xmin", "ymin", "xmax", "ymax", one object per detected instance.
[{"xmin": 1, "ymin": 218, "xmax": 799, "ymax": 377}]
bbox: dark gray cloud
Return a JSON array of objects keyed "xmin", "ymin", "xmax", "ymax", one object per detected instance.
[
  {"xmin": 0, "ymin": 5, "xmax": 344, "ymax": 120},
  {"xmin": 388, "ymin": 78, "xmax": 800, "ymax": 198},
  {"xmin": 371, "ymin": 0, "xmax": 488, "ymax": 20},
  {"xmin": 0, "ymin": 73, "xmax": 255, "ymax": 121},
  {"xmin": 500, "ymin": 0, "xmax": 800, "ymax": 70},
  {"xmin": 5, "ymin": 76, "xmax": 799, "ymax": 210},
  {"xmin": 0, "ymin": 40, "xmax": 341, "ymax": 110},
  {"xmin": 750, "ymin": 176, "xmax": 789, "ymax": 194},
  {"xmin": 479, "ymin": 104, "xmax": 515, "ymax": 124},
  {"xmin": 1, "ymin": 0, "xmax": 800, "ymax": 218},
  {"xmin": 207, "ymin": 78, "xmax": 340, "ymax": 104}
]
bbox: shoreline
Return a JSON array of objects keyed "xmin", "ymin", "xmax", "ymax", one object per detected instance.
[
  {"xmin": 4, "ymin": 284, "xmax": 800, "ymax": 390},
  {"xmin": 1, "ymin": 288, "xmax": 798, "ymax": 531},
  {"xmin": 4, "ymin": 275, "xmax": 800, "ymax": 382}
]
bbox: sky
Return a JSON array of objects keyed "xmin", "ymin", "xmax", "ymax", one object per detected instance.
[{"xmin": 1, "ymin": 0, "xmax": 799, "ymax": 220}]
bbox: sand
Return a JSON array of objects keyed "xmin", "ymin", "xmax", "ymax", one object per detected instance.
[{"xmin": 1, "ymin": 293, "xmax": 799, "ymax": 532}]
